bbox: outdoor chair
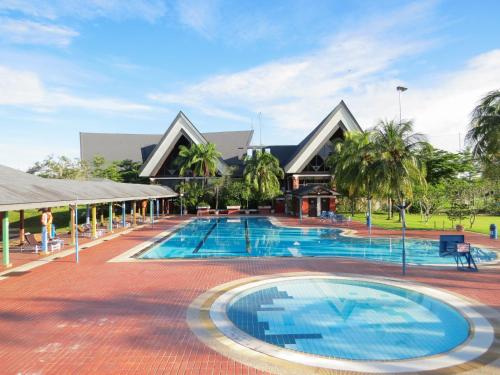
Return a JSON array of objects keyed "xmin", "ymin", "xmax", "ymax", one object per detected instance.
[
  {"xmin": 78, "ymin": 223, "xmax": 92, "ymax": 238},
  {"xmin": 320, "ymin": 211, "xmax": 329, "ymax": 221},
  {"xmin": 439, "ymin": 235, "xmax": 478, "ymax": 271},
  {"xmin": 24, "ymin": 232, "xmax": 62, "ymax": 253}
]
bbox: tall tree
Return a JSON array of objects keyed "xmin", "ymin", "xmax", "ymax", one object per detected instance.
[
  {"xmin": 467, "ymin": 90, "xmax": 500, "ymax": 161},
  {"xmin": 328, "ymin": 131, "xmax": 384, "ymax": 229},
  {"xmin": 244, "ymin": 150, "xmax": 284, "ymax": 203},
  {"xmin": 467, "ymin": 90, "xmax": 500, "ymax": 178},
  {"xmin": 27, "ymin": 155, "xmax": 91, "ymax": 179},
  {"xmin": 372, "ymin": 120, "xmax": 427, "ymax": 218},
  {"xmin": 177, "ymin": 143, "xmax": 222, "ymax": 187}
]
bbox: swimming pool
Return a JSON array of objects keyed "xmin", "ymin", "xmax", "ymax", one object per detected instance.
[
  {"xmin": 139, "ymin": 217, "xmax": 497, "ymax": 265},
  {"xmin": 226, "ymin": 277, "xmax": 469, "ymax": 360}
]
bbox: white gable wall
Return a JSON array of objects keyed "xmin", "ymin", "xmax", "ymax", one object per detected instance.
[{"xmin": 285, "ymin": 104, "xmax": 361, "ymax": 174}]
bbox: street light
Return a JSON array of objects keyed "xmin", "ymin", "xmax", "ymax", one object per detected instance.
[
  {"xmin": 180, "ymin": 192, "xmax": 184, "ymax": 216},
  {"xmin": 396, "ymin": 85, "xmax": 408, "ymax": 275},
  {"xmin": 397, "ymin": 86, "xmax": 407, "ymax": 125}
]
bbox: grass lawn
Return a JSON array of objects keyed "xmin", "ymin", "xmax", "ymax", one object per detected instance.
[
  {"xmin": 351, "ymin": 212, "xmax": 500, "ymax": 235},
  {"xmin": 6, "ymin": 206, "xmax": 118, "ymax": 235}
]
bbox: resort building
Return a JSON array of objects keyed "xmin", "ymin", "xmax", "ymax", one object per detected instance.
[{"xmin": 80, "ymin": 100, "xmax": 362, "ymax": 216}]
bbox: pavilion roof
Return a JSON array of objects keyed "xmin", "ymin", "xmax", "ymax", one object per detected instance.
[
  {"xmin": 0, "ymin": 165, "xmax": 177, "ymax": 211},
  {"xmin": 292, "ymin": 184, "xmax": 340, "ymax": 197}
]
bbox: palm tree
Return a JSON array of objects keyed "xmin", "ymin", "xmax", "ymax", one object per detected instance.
[
  {"xmin": 177, "ymin": 143, "xmax": 222, "ymax": 187},
  {"xmin": 328, "ymin": 131, "xmax": 384, "ymax": 231},
  {"xmin": 244, "ymin": 150, "xmax": 284, "ymax": 203},
  {"xmin": 372, "ymin": 119, "xmax": 427, "ymax": 219},
  {"xmin": 467, "ymin": 90, "xmax": 500, "ymax": 175}
]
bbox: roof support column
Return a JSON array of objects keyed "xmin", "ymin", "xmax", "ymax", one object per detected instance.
[
  {"xmin": 70, "ymin": 205, "xmax": 76, "ymax": 246},
  {"xmin": 122, "ymin": 202, "xmax": 126, "ymax": 228},
  {"xmin": 141, "ymin": 200, "xmax": 146, "ymax": 223},
  {"xmin": 108, "ymin": 203, "xmax": 113, "ymax": 233},
  {"xmin": 2, "ymin": 212, "xmax": 12, "ymax": 268},
  {"xmin": 132, "ymin": 201, "xmax": 137, "ymax": 227},
  {"xmin": 298, "ymin": 197, "xmax": 303, "ymax": 221},
  {"xmin": 156, "ymin": 199, "xmax": 159, "ymax": 220},
  {"xmin": 150, "ymin": 199, "xmax": 154, "ymax": 225},
  {"xmin": 75, "ymin": 204, "xmax": 79, "ymax": 263},
  {"xmin": 86, "ymin": 205, "xmax": 90, "ymax": 225},
  {"xmin": 19, "ymin": 209, "xmax": 25, "ymax": 245},
  {"xmin": 91, "ymin": 205, "xmax": 97, "ymax": 239}
]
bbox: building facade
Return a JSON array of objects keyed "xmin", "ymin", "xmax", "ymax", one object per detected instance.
[{"xmin": 80, "ymin": 100, "xmax": 362, "ymax": 216}]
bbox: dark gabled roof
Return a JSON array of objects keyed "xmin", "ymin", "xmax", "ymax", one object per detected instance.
[
  {"xmin": 80, "ymin": 129, "xmax": 253, "ymax": 165},
  {"xmin": 80, "ymin": 132, "xmax": 162, "ymax": 164},
  {"xmin": 265, "ymin": 145, "xmax": 298, "ymax": 166},
  {"xmin": 204, "ymin": 130, "xmax": 254, "ymax": 165},
  {"xmin": 292, "ymin": 184, "xmax": 340, "ymax": 196}
]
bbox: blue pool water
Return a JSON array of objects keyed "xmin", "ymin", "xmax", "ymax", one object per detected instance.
[
  {"xmin": 226, "ymin": 278, "xmax": 470, "ymax": 360},
  {"xmin": 139, "ymin": 217, "xmax": 497, "ymax": 265}
]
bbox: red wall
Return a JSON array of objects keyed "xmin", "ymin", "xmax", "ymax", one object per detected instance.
[
  {"xmin": 329, "ymin": 197, "xmax": 336, "ymax": 212},
  {"xmin": 301, "ymin": 199, "xmax": 309, "ymax": 216}
]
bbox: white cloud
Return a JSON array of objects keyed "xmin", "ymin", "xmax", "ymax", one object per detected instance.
[
  {"xmin": 149, "ymin": 29, "xmax": 429, "ymax": 128},
  {"xmin": 0, "ymin": 17, "xmax": 78, "ymax": 46},
  {"xmin": 0, "ymin": 0, "xmax": 167, "ymax": 22},
  {"xmin": 0, "ymin": 65, "xmax": 154, "ymax": 113},
  {"xmin": 175, "ymin": 0, "xmax": 219, "ymax": 37},
  {"xmin": 345, "ymin": 50, "xmax": 500, "ymax": 151},
  {"xmin": 149, "ymin": 1, "xmax": 500, "ymax": 152}
]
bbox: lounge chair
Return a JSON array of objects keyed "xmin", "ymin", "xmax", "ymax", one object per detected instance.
[
  {"xmin": 24, "ymin": 232, "xmax": 62, "ymax": 253},
  {"xmin": 79, "ymin": 223, "xmax": 106, "ymax": 238},
  {"xmin": 78, "ymin": 224, "xmax": 91, "ymax": 238},
  {"xmin": 439, "ymin": 235, "xmax": 477, "ymax": 271}
]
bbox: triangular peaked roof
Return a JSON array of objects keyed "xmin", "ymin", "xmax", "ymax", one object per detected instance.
[
  {"xmin": 139, "ymin": 111, "xmax": 229, "ymax": 177},
  {"xmin": 284, "ymin": 101, "xmax": 362, "ymax": 174}
]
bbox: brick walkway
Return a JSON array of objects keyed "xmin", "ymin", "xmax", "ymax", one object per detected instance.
[{"xmin": 0, "ymin": 217, "xmax": 498, "ymax": 374}]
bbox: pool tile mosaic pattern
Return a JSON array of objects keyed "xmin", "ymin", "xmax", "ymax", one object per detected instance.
[
  {"xmin": 139, "ymin": 217, "xmax": 497, "ymax": 265},
  {"xmin": 226, "ymin": 278, "xmax": 470, "ymax": 361}
]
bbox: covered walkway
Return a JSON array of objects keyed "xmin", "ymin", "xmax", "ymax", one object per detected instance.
[{"xmin": 0, "ymin": 165, "xmax": 177, "ymax": 268}]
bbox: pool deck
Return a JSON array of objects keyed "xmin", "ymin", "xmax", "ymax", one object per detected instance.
[{"xmin": 0, "ymin": 216, "xmax": 499, "ymax": 374}]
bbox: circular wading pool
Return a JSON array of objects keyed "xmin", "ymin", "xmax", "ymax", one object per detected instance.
[
  {"xmin": 203, "ymin": 275, "xmax": 495, "ymax": 373},
  {"xmin": 226, "ymin": 278, "xmax": 469, "ymax": 360}
]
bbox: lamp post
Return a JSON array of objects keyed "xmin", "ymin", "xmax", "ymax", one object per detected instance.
[
  {"xmin": 397, "ymin": 86, "xmax": 407, "ymax": 125},
  {"xmin": 180, "ymin": 190, "xmax": 184, "ymax": 216},
  {"xmin": 397, "ymin": 85, "xmax": 408, "ymax": 275}
]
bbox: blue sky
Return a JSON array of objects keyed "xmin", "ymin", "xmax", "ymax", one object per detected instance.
[{"xmin": 0, "ymin": 0, "xmax": 499, "ymax": 169}]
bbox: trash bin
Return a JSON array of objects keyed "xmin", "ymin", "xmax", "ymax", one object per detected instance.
[{"xmin": 490, "ymin": 224, "xmax": 497, "ymax": 240}]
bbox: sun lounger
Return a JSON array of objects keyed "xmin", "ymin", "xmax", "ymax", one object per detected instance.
[
  {"xmin": 439, "ymin": 235, "xmax": 477, "ymax": 271},
  {"xmin": 24, "ymin": 232, "xmax": 62, "ymax": 253}
]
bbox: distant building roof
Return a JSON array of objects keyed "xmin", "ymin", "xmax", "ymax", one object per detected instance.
[
  {"xmin": 265, "ymin": 145, "xmax": 298, "ymax": 166},
  {"xmin": 0, "ymin": 165, "xmax": 177, "ymax": 211},
  {"xmin": 80, "ymin": 132, "xmax": 162, "ymax": 164},
  {"xmin": 80, "ymin": 129, "xmax": 254, "ymax": 165}
]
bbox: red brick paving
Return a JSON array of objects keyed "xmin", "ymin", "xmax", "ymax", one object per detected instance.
[
  {"xmin": 0, "ymin": 226, "xmax": 132, "ymax": 272},
  {"xmin": 0, "ymin": 216, "xmax": 498, "ymax": 374}
]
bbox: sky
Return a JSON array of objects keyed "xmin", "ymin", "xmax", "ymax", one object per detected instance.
[{"xmin": 0, "ymin": 0, "xmax": 499, "ymax": 170}]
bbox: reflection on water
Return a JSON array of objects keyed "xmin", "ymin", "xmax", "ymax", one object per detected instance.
[{"xmin": 140, "ymin": 217, "xmax": 497, "ymax": 265}]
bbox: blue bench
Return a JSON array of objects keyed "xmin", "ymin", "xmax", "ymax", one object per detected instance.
[{"xmin": 439, "ymin": 235, "xmax": 477, "ymax": 271}]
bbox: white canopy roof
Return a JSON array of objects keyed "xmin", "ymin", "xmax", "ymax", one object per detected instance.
[{"xmin": 0, "ymin": 165, "xmax": 177, "ymax": 211}]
